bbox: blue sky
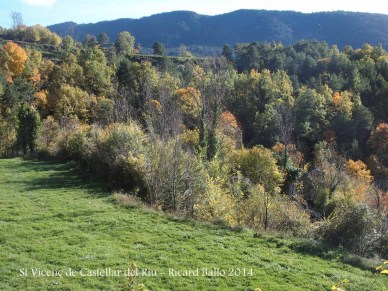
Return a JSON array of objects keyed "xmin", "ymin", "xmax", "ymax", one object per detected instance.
[{"xmin": 1, "ymin": 0, "xmax": 388, "ymax": 28}]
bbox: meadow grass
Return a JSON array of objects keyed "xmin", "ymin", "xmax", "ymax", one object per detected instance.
[{"xmin": 0, "ymin": 158, "xmax": 386, "ymax": 290}]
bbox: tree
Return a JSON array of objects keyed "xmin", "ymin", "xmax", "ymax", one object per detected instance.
[
  {"xmin": 17, "ymin": 102, "xmax": 41, "ymax": 155},
  {"xmin": 1, "ymin": 77, "xmax": 35, "ymax": 110},
  {"xmin": 304, "ymin": 142, "xmax": 349, "ymax": 218},
  {"xmin": 54, "ymin": 84, "xmax": 93, "ymax": 122},
  {"xmin": 145, "ymin": 72, "xmax": 181, "ymax": 140},
  {"xmin": 115, "ymin": 60, "xmax": 158, "ymax": 119},
  {"xmin": 48, "ymin": 53, "xmax": 84, "ymax": 93},
  {"xmin": 0, "ymin": 41, "xmax": 28, "ymax": 80},
  {"xmin": 115, "ymin": 31, "xmax": 135, "ymax": 55},
  {"xmin": 176, "ymin": 86, "xmax": 202, "ymax": 128},
  {"xmin": 0, "ymin": 108, "xmax": 17, "ymax": 157},
  {"xmin": 94, "ymin": 97, "xmax": 114, "ymax": 126},
  {"xmin": 231, "ymin": 146, "xmax": 284, "ymax": 229},
  {"xmin": 295, "ymin": 86, "xmax": 331, "ymax": 150},
  {"xmin": 231, "ymin": 146, "xmax": 284, "ymax": 193},
  {"xmin": 97, "ymin": 32, "xmax": 110, "ymax": 47},
  {"xmin": 222, "ymin": 45, "xmax": 233, "ymax": 62},
  {"xmin": 82, "ymin": 34, "xmax": 97, "ymax": 48},
  {"xmin": 79, "ymin": 46, "xmax": 112, "ymax": 95},
  {"xmin": 191, "ymin": 58, "xmax": 235, "ymax": 160},
  {"xmin": 60, "ymin": 36, "xmax": 75, "ymax": 52},
  {"xmin": 247, "ymin": 43, "xmax": 261, "ymax": 70},
  {"xmin": 11, "ymin": 12, "xmax": 23, "ymax": 29},
  {"xmin": 144, "ymin": 138, "xmax": 206, "ymax": 214},
  {"xmin": 25, "ymin": 26, "xmax": 40, "ymax": 43},
  {"xmin": 152, "ymin": 42, "xmax": 166, "ymax": 56},
  {"xmin": 367, "ymin": 123, "xmax": 388, "ymax": 182},
  {"xmin": 38, "ymin": 115, "xmax": 60, "ymax": 151},
  {"xmin": 274, "ymin": 103, "xmax": 295, "ymax": 163}
]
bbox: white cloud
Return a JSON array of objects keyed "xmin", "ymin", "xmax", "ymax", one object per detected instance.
[{"xmin": 21, "ymin": 0, "xmax": 56, "ymax": 7}]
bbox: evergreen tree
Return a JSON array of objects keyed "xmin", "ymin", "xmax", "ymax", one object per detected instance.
[
  {"xmin": 152, "ymin": 42, "xmax": 166, "ymax": 56},
  {"xmin": 222, "ymin": 45, "xmax": 233, "ymax": 62},
  {"xmin": 17, "ymin": 102, "xmax": 41, "ymax": 155},
  {"xmin": 97, "ymin": 32, "xmax": 110, "ymax": 47}
]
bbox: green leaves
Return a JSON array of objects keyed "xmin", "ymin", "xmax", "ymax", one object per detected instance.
[{"xmin": 16, "ymin": 102, "xmax": 41, "ymax": 155}]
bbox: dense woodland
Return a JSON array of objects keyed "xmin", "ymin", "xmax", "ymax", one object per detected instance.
[{"xmin": 0, "ymin": 23, "xmax": 387, "ymax": 259}]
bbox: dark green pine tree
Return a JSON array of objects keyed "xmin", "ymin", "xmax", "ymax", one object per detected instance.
[
  {"xmin": 198, "ymin": 108, "xmax": 208, "ymax": 159},
  {"xmin": 97, "ymin": 32, "xmax": 110, "ymax": 47},
  {"xmin": 152, "ymin": 42, "xmax": 166, "ymax": 56},
  {"xmin": 207, "ymin": 105, "xmax": 220, "ymax": 161},
  {"xmin": 221, "ymin": 45, "xmax": 233, "ymax": 62},
  {"xmin": 207, "ymin": 128, "xmax": 218, "ymax": 160},
  {"xmin": 17, "ymin": 102, "xmax": 41, "ymax": 155}
]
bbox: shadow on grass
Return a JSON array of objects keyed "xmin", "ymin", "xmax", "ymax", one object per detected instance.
[
  {"xmin": 2, "ymin": 158, "xmax": 76, "ymax": 176},
  {"xmin": 287, "ymin": 239, "xmax": 374, "ymax": 271},
  {"xmin": 13, "ymin": 158, "xmax": 110, "ymax": 198}
]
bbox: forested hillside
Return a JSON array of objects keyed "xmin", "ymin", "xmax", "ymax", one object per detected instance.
[
  {"xmin": 47, "ymin": 10, "xmax": 388, "ymax": 54},
  {"xmin": 0, "ymin": 24, "xmax": 387, "ymax": 262}
]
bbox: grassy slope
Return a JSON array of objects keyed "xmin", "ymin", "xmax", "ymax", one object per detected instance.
[{"xmin": 0, "ymin": 158, "xmax": 386, "ymax": 291}]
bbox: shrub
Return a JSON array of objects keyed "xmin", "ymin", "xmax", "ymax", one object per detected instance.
[
  {"xmin": 194, "ymin": 176, "xmax": 236, "ymax": 226},
  {"xmin": 113, "ymin": 192, "xmax": 143, "ymax": 208},
  {"xmin": 270, "ymin": 197, "xmax": 312, "ymax": 236},
  {"xmin": 94, "ymin": 122, "xmax": 148, "ymax": 195},
  {"xmin": 98, "ymin": 123, "xmax": 147, "ymax": 167},
  {"xmin": 231, "ymin": 178, "xmax": 311, "ymax": 234},
  {"xmin": 66, "ymin": 129, "xmax": 88, "ymax": 161},
  {"xmin": 0, "ymin": 114, "xmax": 16, "ymax": 157},
  {"xmin": 144, "ymin": 138, "xmax": 207, "ymax": 215},
  {"xmin": 317, "ymin": 201, "xmax": 387, "ymax": 257},
  {"xmin": 57, "ymin": 121, "xmax": 89, "ymax": 162},
  {"xmin": 37, "ymin": 116, "xmax": 60, "ymax": 156}
]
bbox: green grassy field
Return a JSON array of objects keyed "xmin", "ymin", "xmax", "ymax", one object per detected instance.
[{"xmin": 0, "ymin": 158, "xmax": 386, "ymax": 290}]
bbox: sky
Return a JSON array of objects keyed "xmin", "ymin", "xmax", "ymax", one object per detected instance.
[{"xmin": 1, "ymin": 0, "xmax": 388, "ymax": 28}]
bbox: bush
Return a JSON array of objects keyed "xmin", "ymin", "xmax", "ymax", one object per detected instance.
[
  {"xmin": 144, "ymin": 138, "xmax": 207, "ymax": 215},
  {"xmin": 317, "ymin": 201, "xmax": 387, "ymax": 257},
  {"xmin": 113, "ymin": 192, "xmax": 143, "ymax": 208},
  {"xmin": 0, "ymin": 116, "xmax": 16, "ymax": 157},
  {"xmin": 57, "ymin": 121, "xmax": 89, "ymax": 162},
  {"xmin": 270, "ymin": 197, "xmax": 312, "ymax": 236},
  {"xmin": 232, "ymin": 179, "xmax": 311, "ymax": 234},
  {"xmin": 93, "ymin": 122, "xmax": 148, "ymax": 195},
  {"xmin": 194, "ymin": 176, "xmax": 236, "ymax": 226},
  {"xmin": 37, "ymin": 116, "xmax": 60, "ymax": 156}
]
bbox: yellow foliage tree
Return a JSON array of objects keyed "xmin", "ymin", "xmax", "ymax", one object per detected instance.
[
  {"xmin": 52, "ymin": 85, "xmax": 95, "ymax": 122},
  {"xmin": 346, "ymin": 159, "xmax": 373, "ymax": 202},
  {"xmin": 346, "ymin": 159, "xmax": 373, "ymax": 183},
  {"xmin": 34, "ymin": 90, "xmax": 48, "ymax": 112},
  {"xmin": 231, "ymin": 146, "xmax": 284, "ymax": 193},
  {"xmin": 331, "ymin": 91, "xmax": 353, "ymax": 118},
  {"xmin": 176, "ymin": 86, "xmax": 202, "ymax": 119},
  {"xmin": 194, "ymin": 176, "xmax": 237, "ymax": 226},
  {"xmin": 0, "ymin": 41, "xmax": 28, "ymax": 81}
]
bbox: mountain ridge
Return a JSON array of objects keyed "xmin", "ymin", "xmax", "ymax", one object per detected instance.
[{"xmin": 48, "ymin": 9, "xmax": 388, "ymax": 52}]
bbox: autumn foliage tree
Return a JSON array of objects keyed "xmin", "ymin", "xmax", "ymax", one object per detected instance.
[
  {"xmin": 367, "ymin": 123, "xmax": 388, "ymax": 182},
  {"xmin": 0, "ymin": 41, "xmax": 28, "ymax": 81},
  {"xmin": 231, "ymin": 146, "xmax": 284, "ymax": 229}
]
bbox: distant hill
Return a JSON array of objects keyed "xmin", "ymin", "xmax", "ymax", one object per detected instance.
[{"xmin": 48, "ymin": 10, "xmax": 388, "ymax": 54}]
